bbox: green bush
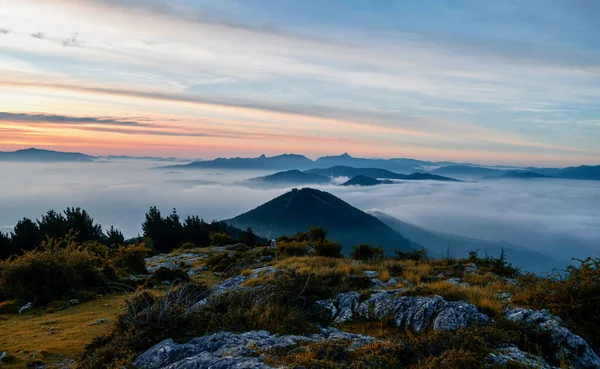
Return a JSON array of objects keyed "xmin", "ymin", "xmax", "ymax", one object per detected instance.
[
  {"xmin": 180, "ymin": 242, "xmax": 196, "ymax": 250},
  {"xmin": 210, "ymin": 232, "xmax": 234, "ymax": 246},
  {"xmin": 513, "ymin": 256, "xmax": 600, "ymax": 352},
  {"xmin": 395, "ymin": 248, "xmax": 428, "ymax": 261},
  {"xmin": 0, "ymin": 238, "xmax": 108, "ymax": 304},
  {"xmin": 314, "ymin": 240, "xmax": 343, "ymax": 258},
  {"xmin": 276, "ymin": 241, "xmax": 308, "ymax": 258},
  {"xmin": 151, "ymin": 267, "xmax": 190, "ymax": 283},
  {"xmin": 110, "ymin": 244, "xmax": 150, "ymax": 275},
  {"xmin": 80, "ymin": 283, "xmax": 209, "ymax": 369},
  {"xmin": 350, "ymin": 244, "xmax": 384, "ymax": 261}
]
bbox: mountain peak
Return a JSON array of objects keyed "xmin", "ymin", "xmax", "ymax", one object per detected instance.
[{"xmin": 227, "ymin": 188, "xmax": 416, "ymax": 254}]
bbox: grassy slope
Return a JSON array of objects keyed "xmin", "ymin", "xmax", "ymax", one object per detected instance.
[{"xmin": 0, "ymin": 294, "xmax": 130, "ymax": 369}]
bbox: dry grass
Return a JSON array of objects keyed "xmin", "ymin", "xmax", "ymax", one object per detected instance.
[
  {"xmin": 0, "ymin": 293, "xmax": 131, "ymax": 368},
  {"xmin": 407, "ymin": 280, "xmax": 511, "ymax": 316}
]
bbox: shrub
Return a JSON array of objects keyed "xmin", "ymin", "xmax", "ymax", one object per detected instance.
[
  {"xmin": 513, "ymin": 256, "xmax": 600, "ymax": 352},
  {"xmin": 110, "ymin": 244, "xmax": 150, "ymax": 275},
  {"xmin": 180, "ymin": 242, "xmax": 196, "ymax": 250},
  {"xmin": 395, "ymin": 248, "xmax": 427, "ymax": 261},
  {"xmin": 210, "ymin": 232, "xmax": 234, "ymax": 246},
  {"xmin": 0, "ymin": 300, "xmax": 19, "ymax": 314},
  {"xmin": 469, "ymin": 249, "xmax": 520, "ymax": 278},
  {"xmin": 350, "ymin": 244, "xmax": 384, "ymax": 261},
  {"xmin": 150, "ymin": 267, "xmax": 190, "ymax": 283},
  {"xmin": 204, "ymin": 252, "xmax": 237, "ymax": 273},
  {"xmin": 80, "ymin": 283, "xmax": 209, "ymax": 368},
  {"xmin": 0, "ymin": 238, "xmax": 108, "ymax": 304},
  {"xmin": 314, "ymin": 240, "xmax": 343, "ymax": 258},
  {"xmin": 277, "ymin": 241, "xmax": 309, "ymax": 258}
]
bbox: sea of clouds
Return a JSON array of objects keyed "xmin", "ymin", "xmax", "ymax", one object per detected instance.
[{"xmin": 1, "ymin": 160, "xmax": 598, "ymax": 264}]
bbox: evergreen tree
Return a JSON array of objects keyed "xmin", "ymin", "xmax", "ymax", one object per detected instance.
[
  {"xmin": 105, "ymin": 225, "xmax": 125, "ymax": 248},
  {"xmin": 182, "ymin": 215, "xmax": 210, "ymax": 247},
  {"xmin": 241, "ymin": 226, "xmax": 257, "ymax": 247},
  {"xmin": 11, "ymin": 218, "xmax": 41, "ymax": 252},
  {"xmin": 63, "ymin": 207, "xmax": 103, "ymax": 242},
  {"xmin": 0, "ymin": 231, "xmax": 14, "ymax": 259}
]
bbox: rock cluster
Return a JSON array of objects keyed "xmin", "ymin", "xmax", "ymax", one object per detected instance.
[
  {"xmin": 487, "ymin": 346, "xmax": 557, "ymax": 369},
  {"xmin": 316, "ymin": 290, "xmax": 489, "ymax": 331},
  {"xmin": 133, "ymin": 329, "xmax": 374, "ymax": 369},
  {"xmin": 195, "ymin": 266, "xmax": 278, "ymax": 307},
  {"xmin": 505, "ymin": 307, "xmax": 600, "ymax": 369},
  {"xmin": 145, "ymin": 253, "xmax": 204, "ymax": 273}
]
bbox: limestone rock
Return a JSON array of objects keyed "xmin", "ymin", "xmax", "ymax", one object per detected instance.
[
  {"xmin": 505, "ymin": 307, "xmax": 600, "ymax": 369},
  {"xmin": 133, "ymin": 329, "xmax": 374, "ymax": 369},
  {"xmin": 487, "ymin": 346, "xmax": 557, "ymax": 369},
  {"xmin": 317, "ymin": 291, "xmax": 489, "ymax": 331}
]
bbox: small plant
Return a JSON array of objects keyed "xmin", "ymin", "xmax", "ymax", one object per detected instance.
[
  {"xmin": 110, "ymin": 243, "xmax": 151, "ymax": 275},
  {"xmin": 210, "ymin": 232, "xmax": 234, "ymax": 246},
  {"xmin": 350, "ymin": 244, "xmax": 384, "ymax": 261},
  {"xmin": 395, "ymin": 248, "xmax": 428, "ymax": 261},
  {"xmin": 277, "ymin": 241, "xmax": 309, "ymax": 258},
  {"xmin": 150, "ymin": 267, "xmax": 190, "ymax": 283},
  {"xmin": 314, "ymin": 240, "xmax": 343, "ymax": 258}
]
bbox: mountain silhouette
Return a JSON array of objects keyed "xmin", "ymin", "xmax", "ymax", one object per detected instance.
[
  {"xmin": 431, "ymin": 165, "xmax": 504, "ymax": 178},
  {"xmin": 164, "ymin": 154, "xmax": 314, "ymax": 170},
  {"xmin": 306, "ymin": 166, "xmax": 460, "ymax": 182},
  {"xmin": 0, "ymin": 148, "xmax": 94, "ymax": 162},
  {"xmin": 557, "ymin": 165, "xmax": 600, "ymax": 180},
  {"xmin": 305, "ymin": 166, "xmax": 407, "ymax": 179},
  {"xmin": 226, "ymin": 188, "xmax": 417, "ymax": 254},
  {"xmin": 244, "ymin": 170, "xmax": 331, "ymax": 187},
  {"xmin": 340, "ymin": 175, "xmax": 393, "ymax": 186},
  {"xmin": 371, "ymin": 211, "xmax": 563, "ymax": 274}
]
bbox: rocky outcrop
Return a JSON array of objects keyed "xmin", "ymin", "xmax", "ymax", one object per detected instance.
[
  {"xmin": 505, "ymin": 307, "xmax": 600, "ymax": 369},
  {"xmin": 316, "ymin": 290, "xmax": 489, "ymax": 331},
  {"xmin": 145, "ymin": 253, "xmax": 204, "ymax": 273},
  {"xmin": 133, "ymin": 329, "xmax": 374, "ymax": 369},
  {"xmin": 487, "ymin": 346, "xmax": 557, "ymax": 369},
  {"xmin": 195, "ymin": 267, "xmax": 278, "ymax": 307}
]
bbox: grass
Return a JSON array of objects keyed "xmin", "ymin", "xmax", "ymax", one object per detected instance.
[
  {"xmin": 0, "ymin": 293, "xmax": 131, "ymax": 369},
  {"xmin": 1, "ymin": 245, "xmax": 595, "ymax": 369}
]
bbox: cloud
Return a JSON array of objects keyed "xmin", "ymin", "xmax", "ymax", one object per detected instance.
[
  {"xmin": 0, "ymin": 161, "xmax": 597, "ymax": 270},
  {"xmin": 0, "ymin": 112, "xmax": 152, "ymax": 127}
]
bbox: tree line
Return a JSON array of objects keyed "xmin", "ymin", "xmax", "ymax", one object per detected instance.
[{"xmin": 0, "ymin": 206, "xmax": 258, "ymax": 259}]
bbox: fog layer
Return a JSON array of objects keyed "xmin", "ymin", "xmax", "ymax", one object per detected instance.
[{"xmin": 1, "ymin": 161, "xmax": 598, "ymax": 263}]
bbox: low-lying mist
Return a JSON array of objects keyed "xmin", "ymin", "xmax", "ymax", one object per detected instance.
[{"xmin": 1, "ymin": 160, "xmax": 598, "ymax": 264}]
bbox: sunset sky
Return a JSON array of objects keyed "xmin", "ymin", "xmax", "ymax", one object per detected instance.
[{"xmin": 0, "ymin": 0, "xmax": 599, "ymax": 165}]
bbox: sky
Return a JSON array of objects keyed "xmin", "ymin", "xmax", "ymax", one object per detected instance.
[{"xmin": 0, "ymin": 0, "xmax": 599, "ymax": 166}]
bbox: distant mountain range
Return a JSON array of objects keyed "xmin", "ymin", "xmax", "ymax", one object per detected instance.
[
  {"xmin": 3, "ymin": 148, "xmax": 599, "ymax": 181},
  {"xmin": 0, "ymin": 148, "xmax": 191, "ymax": 163},
  {"xmin": 341, "ymin": 175, "xmax": 393, "ymax": 187},
  {"xmin": 242, "ymin": 167, "xmax": 460, "ymax": 188},
  {"xmin": 430, "ymin": 165, "xmax": 504, "ymax": 178},
  {"xmin": 0, "ymin": 148, "xmax": 94, "ymax": 162},
  {"xmin": 431, "ymin": 164, "xmax": 600, "ymax": 181},
  {"xmin": 371, "ymin": 211, "xmax": 563, "ymax": 274},
  {"xmin": 243, "ymin": 170, "xmax": 332, "ymax": 187},
  {"xmin": 164, "ymin": 154, "xmax": 314, "ymax": 170},
  {"xmin": 225, "ymin": 188, "xmax": 418, "ymax": 254}
]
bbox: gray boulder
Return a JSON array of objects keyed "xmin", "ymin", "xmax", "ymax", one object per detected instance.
[
  {"xmin": 317, "ymin": 291, "xmax": 489, "ymax": 331},
  {"xmin": 505, "ymin": 307, "xmax": 600, "ymax": 369},
  {"xmin": 195, "ymin": 267, "xmax": 278, "ymax": 307},
  {"xmin": 133, "ymin": 329, "xmax": 374, "ymax": 369},
  {"xmin": 487, "ymin": 345, "xmax": 557, "ymax": 368}
]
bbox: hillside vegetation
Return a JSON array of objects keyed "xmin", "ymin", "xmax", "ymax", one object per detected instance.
[{"xmin": 0, "ymin": 204, "xmax": 599, "ymax": 369}]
